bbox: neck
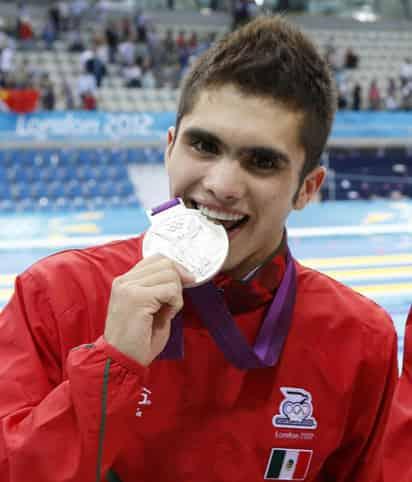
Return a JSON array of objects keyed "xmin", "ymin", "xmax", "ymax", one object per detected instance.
[{"xmin": 223, "ymin": 231, "xmax": 287, "ymax": 280}]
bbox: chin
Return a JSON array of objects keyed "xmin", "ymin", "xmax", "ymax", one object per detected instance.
[
  {"xmin": 220, "ymin": 259, "xmax": 235, "ymax": 275},
  {"xmin": 220, "ymin": 254, "xmax": 245, "ymax": 277}
]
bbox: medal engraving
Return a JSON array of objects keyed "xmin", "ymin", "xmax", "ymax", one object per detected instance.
[{"xmin": 143, "ymin": 206, "xmax": 229, "ymax": 286}]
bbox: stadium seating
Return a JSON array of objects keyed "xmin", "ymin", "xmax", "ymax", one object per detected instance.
[
  {"xmin": 0, "ymin": 147, "xmax": 146, "ymax": 212},
  {"xmin": 1, "ymin": 4, "xmax": 412, "ymax": 211},
  {"xmin": 9, "ymin": 18, "xmax": 411, "ymax": 111},
  {"xmin": 1, "ymin": 143, "xmax": 411, "ymax": 213},
  {"xmin": 321, "ymin": 147, "xmax": 412, "ymax": 200}
]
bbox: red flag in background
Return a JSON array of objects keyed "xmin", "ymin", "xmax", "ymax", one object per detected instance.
[{"xmin": 0, "ymin": 89, "xmax": 39, "ymax": 113}]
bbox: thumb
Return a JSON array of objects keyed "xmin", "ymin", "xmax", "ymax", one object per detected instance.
[{"xmin": 174, "ymin": 262, "xmax": 196, "ymax": 287}]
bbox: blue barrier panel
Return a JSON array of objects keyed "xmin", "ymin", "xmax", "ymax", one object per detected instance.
[
  {"xmin": 0, "ymin": 111, "xmax": 411, "ymax": 143},
  {"xmin": 331, "ymin": 111, "xmax": 412, "ymax": 139},
  {"xmin": 0, "ymin": 111, "xmax": 176, "ymax": 143}
]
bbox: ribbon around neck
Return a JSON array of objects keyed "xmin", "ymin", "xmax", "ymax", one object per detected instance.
[{"xmin": 157, "ymin": 249, "xmax": 296, "ymax": 370}]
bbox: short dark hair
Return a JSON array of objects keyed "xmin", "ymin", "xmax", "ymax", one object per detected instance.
[{"xmin": 176, "ymin": 15, "xmax": 337, "ymax": 178}]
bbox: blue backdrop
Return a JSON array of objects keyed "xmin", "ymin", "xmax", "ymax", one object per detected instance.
[{"xmin": 0, "ymin": 111, "xmax": 411, "ymax": 143}]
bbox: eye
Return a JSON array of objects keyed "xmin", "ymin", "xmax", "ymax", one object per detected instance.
[
  {"xmin": 249, "ymin": 154, "xmax": 280, "ymax": 171},
  {"xmin": 252, "ymin": 156, "xmax": 276, "ymax": 169},
  {"xmin": 190, "ymin": 138, "xmax": 219, "ymax": 156}
]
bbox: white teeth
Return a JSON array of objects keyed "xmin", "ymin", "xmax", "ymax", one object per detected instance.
[{"xmin": 197, "ymin": 204, "xmax": 245, "ymax": 221}]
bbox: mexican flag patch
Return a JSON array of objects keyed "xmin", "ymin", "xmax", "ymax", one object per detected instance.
[{"xmin": 264, "ymin": 448, "xmax": 313, "ymax": 480}]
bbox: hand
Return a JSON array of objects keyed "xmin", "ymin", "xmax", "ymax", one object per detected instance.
[{"xmin": 104, "ymin": 254, "xmax": 195, "ymax": 366}]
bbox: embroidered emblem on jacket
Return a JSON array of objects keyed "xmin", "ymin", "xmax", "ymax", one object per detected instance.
[{"xmin": 272, "ymin": 387, "xmax": 317, "ymax": 430}]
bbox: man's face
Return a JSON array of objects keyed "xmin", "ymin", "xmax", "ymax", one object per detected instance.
[{"xmin": 165, "ymin": 84, "xmax": 325, "ymax": 278}]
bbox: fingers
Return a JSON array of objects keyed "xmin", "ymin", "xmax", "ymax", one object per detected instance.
[
  {"xmin": 118, "ymin": 254, "xmax": 195, "ymax": 287},
  {"xmin": 149, "ymin": 282, "xmax": 184, "ymax": 315},
  {"xmin": 119, "ymin": 280, "xmax": 183, "ymax": 312},
  {"xmin": 122, "ymin": 270, "xmax": 181, "ymax": 291},
  {"xmin": 105, "ymin": 254, "xmax": 193, "ymax": 366},
  {"xmin": 111, "ymin": 262, "xmax": 187, "ymax": 319},
  {"xmin": 174, "ymin": 262, "xmax": 196, "ymax": 286}
]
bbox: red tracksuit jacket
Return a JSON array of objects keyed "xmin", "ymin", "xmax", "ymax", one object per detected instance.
[
  {"xmin": 0, "ymin": 235, "xmax": 397, "ymax": 482},
  {"xmin": 384, "ymin": 306, "xmax": 412, "ymax": 482}
]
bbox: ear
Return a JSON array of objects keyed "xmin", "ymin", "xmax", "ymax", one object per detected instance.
[
  {"xmin": 164, "ymin": 126, "xmax": 176, "ymax": 170},
  {"xmin": 294, "ymin": 166, "xmax": 326, "ymax": 210}
]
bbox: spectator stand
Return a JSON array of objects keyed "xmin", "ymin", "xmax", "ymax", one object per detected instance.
[{"xmin": 0, "ymin": 138, "xmax": 166, "ymax": 213}]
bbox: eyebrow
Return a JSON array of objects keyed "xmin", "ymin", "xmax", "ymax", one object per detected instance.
[{"xmin": 182, "ymin": 127, "xmax": 291, "ymax": 166}]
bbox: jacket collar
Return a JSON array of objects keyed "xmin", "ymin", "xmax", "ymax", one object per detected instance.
[{"xmin": 213, "ymin": 233, "xmax": 288, "ymax": 314}]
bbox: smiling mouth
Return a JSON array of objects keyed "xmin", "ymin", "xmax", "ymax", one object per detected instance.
[{"xmin": 185, "ymin": 199, "xmax": 249, "ymax": 232}]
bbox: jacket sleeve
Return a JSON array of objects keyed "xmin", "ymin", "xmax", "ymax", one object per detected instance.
[
  {"xmin": 383, "ymin": 306, "xmax": 412, "ymax": 482},
  {"xmin": 322, "ymin": 315, "xmax": 398, "ymax": 482},
  {"xmin": 0, "ymin": 271, "xmax": 148, "ymax": 482}
]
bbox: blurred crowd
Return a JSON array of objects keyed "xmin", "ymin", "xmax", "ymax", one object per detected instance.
[
  {"xmin": 0, "ymin": 1, "xmax": 218, "ymax": 111},
  {"xmin": 325, "ymin": 37, "xmax": 412, "ymax": 111},
  {"xmin": 0, "ymin": 1, "xmax": 412, "ymax": 112}
]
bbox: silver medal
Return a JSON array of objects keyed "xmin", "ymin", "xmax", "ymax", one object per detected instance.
[{"xmin": 143, "ymin": 201, "xmax": 229, "ymax": 286}]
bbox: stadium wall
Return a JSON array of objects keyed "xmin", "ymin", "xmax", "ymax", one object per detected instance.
[{"xmin": 0, "ymin": 111, "xmax": 412, "ymax": 148}]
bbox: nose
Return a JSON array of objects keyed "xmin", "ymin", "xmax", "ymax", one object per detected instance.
[{"xmin": 202, "ymin": 158, "xmax": 246, "ymax": 202}]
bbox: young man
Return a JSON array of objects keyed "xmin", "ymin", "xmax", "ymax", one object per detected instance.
[
  {"xmin": 384, "ymin": 306, "xmax": 412, "ymax": 482},
  {"xmin": 0, "ymin": 16, "xmax": 397, "ymax": 482}
]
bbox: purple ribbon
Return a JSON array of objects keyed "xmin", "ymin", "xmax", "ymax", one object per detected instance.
[
  {"xmin": 157, "ymin": 250, "xmax": 296, "ymax": 370},
  {"xmin": 150, "ymin": 198, "xmax": 181, "ymax": 215},
  {"xmin": 152, "ymin": 198, "xmax": 297, "ymax": 370}
]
